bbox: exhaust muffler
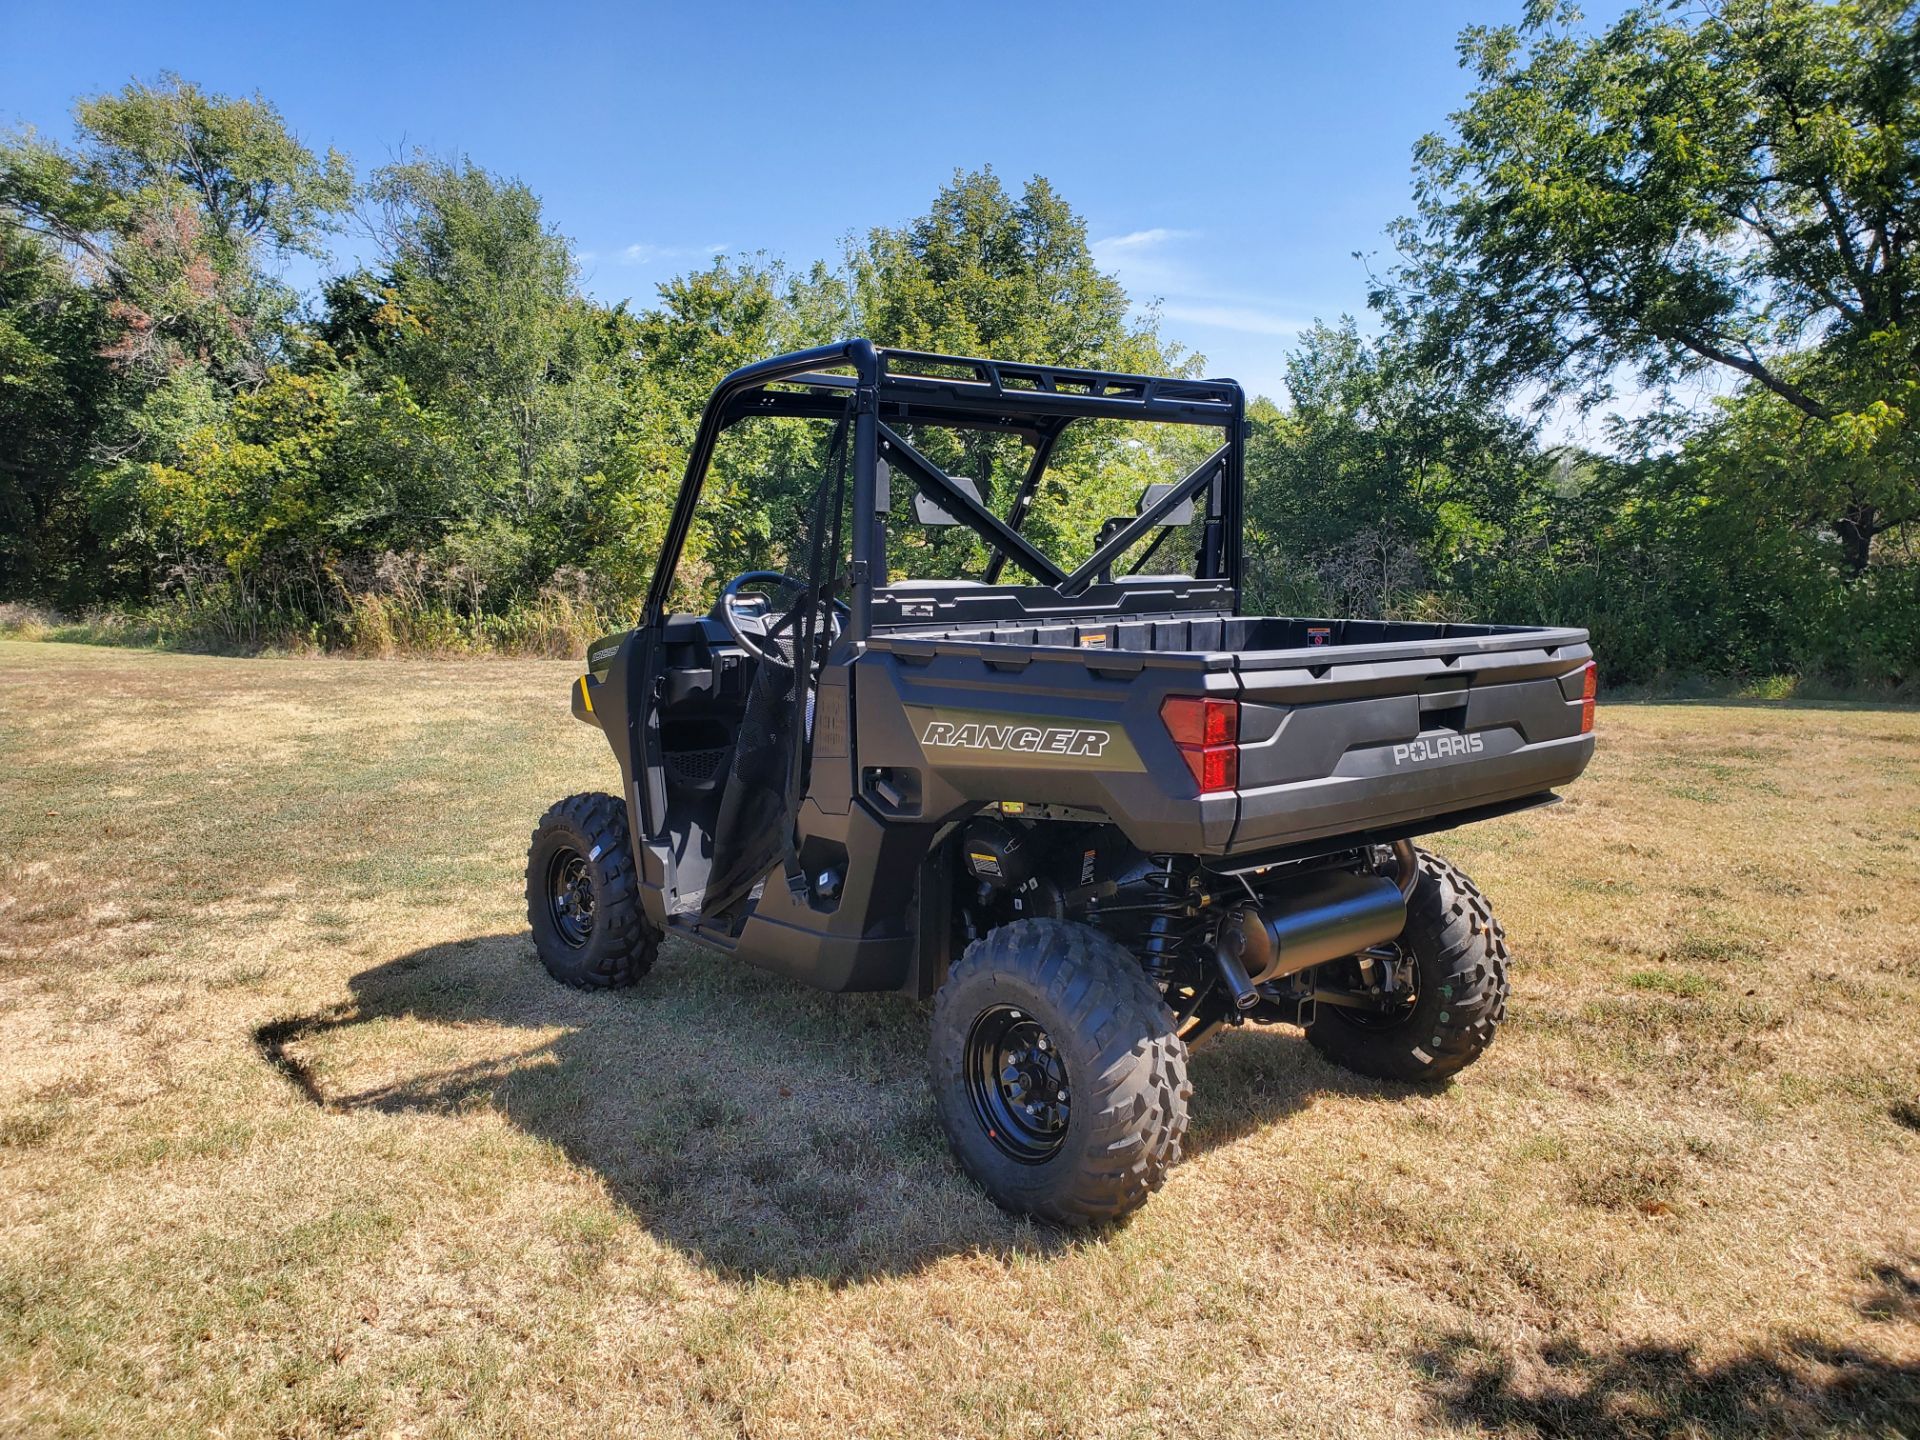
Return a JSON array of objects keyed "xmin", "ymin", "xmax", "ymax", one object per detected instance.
[{"xmin": 1212, "ymin": 845, "xmax": 1414, "ymax": 1011}]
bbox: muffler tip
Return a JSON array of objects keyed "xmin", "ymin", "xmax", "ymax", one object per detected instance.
[{"xmin": 1213, "ymin": 925, "xmax": 1262, "ymax": 1011}]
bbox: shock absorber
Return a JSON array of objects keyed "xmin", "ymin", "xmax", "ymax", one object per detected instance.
[{"xmin": 1089, "ymin": 854, "xmax": 1207, "ymax": 985}]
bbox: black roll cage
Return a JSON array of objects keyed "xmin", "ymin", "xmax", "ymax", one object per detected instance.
[{"xmin": 641, "ymin": 340, "xmax": 1248, "ymax": 638}]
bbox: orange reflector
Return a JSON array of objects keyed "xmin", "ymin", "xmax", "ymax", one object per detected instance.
[{"xmin": 1579, "ymin": 661, "xmax": 1596, "ymax": 733}]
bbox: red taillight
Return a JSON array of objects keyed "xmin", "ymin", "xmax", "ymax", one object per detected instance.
[
  {"xmin": 1580, "ymin": 661, "xmax": 1597, "ymax": 734},
  {"xmin": 1196, "ymin": 744, "xmax": 1237, "ymax": 792},
  {"xmin": 1160, "ymin": 695, "xmax": 1239, "ymax": 793}
]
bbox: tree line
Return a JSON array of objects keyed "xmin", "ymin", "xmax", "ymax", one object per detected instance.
[{"xmin": 2, "ymin": 0, "xmax": 1914, "ymax": 686}]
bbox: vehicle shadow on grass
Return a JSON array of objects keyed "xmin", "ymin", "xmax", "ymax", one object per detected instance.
[
  {"xmin": 254, "ymin": 930, "xmax": 1390, "ymax": 1283},
  {"xmin": 1409, "ymin": 1322, "xmax": 1920, "ymax": 1438}
]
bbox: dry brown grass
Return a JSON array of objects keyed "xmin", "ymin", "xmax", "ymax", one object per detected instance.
[{"xmin": 1, "ymin": 638, "xmax": 1916, "ymax": 1438}]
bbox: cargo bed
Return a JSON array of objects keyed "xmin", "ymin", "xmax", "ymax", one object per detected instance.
[{"xmin": 856, "ymin": 606, "xmax": 1595, "ymax": 859}]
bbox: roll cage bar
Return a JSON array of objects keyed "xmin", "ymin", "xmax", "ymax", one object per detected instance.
[{"xmin": 641, "ymin": 340, "xmax": 1248, "ymax": 637}]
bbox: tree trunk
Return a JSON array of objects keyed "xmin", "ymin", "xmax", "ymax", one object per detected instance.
[{"xmin": 1836, "ymin": 503, "xmax": 1877, "ymax": 574}]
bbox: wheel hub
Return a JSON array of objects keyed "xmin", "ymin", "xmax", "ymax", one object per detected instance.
[
  {"xmin": 965, "ymin": 1006, "xmax": 1071, "ymax": 1162},
  {"xmin": 547, "ymin": 850, "xmax": 595, "ymax": 947},
  {"xmin": 1346, "ymin": 942, "xmax": 1420, "ymax": 1027}
]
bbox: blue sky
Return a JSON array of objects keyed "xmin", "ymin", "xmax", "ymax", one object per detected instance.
[{"xmin": 4, "ymin": 1, "xmax": 1634, "ymax": 419}]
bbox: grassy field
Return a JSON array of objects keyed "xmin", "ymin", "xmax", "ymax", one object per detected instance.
[{"xmin": 1, "ymin": 639, "xmax": 1916, "ymax": 1438}]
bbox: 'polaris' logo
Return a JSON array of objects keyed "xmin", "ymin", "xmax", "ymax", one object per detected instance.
[
  {"xmin": 1392, "ymin": 733, "xmax": 1485, "ymax": 765},
  {"xmin": 921, "ymin": 721, "xmax": 1111, "ymax": 757}
]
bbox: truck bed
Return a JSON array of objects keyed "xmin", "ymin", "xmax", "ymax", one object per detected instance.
[{"xmin": 850, "ymin": 606, "xmax": 1594, "ymax": 860}]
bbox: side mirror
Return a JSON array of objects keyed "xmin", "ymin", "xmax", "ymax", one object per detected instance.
[
  {"xmin": 914, "ymin": 474, "xmax": 983, "ymax": 526},
  {"xmin": 1139, "ymin": 482, "xmax": 1195, "ymax": 526}
]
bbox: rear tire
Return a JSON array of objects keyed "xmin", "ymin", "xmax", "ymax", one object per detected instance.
[
  {"xmin": 1305, "ymin": 849, "xmax": 1509, "ymax": 1082},
  {"xmin": 930, "ymin": 919, "xmax": 1190, "ymax": 1226},
  {"xmin": 526, "ymin": 792, "xmax": 659, "ymax": 990}
]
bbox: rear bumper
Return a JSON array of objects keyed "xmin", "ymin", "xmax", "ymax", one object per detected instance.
[{"xmin": 1228, "ymin": 731, "xmax": 1595, "ymax": 853}]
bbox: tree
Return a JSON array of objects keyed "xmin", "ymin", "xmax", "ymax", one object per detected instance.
[
  {"xmin": 131, "ymin": 366, "xmax": 350, "ymax": 612},
  {"xmin": 68, "ymin": 74, "xmax": 350, "ymax": 260},
  {"xmin": 849, "ymin": 168, "xmax": 1199, "ymax": 577},
  {"xmin": 1245, "ymin": 321, "xmax": 1548, "ymax": 616},
  {"xmin": 0, "ymin": 227, "xmax": 113, "ymax": 600},
  {"xmin": 853, "ymin": 167, "xmax": 1142, "ymax": 367},
  {"xmin": 350, "ymin": 156, "xmax": 623, "ymax": 596},
  {"xmin": 1, "ymin": 75, "xmax": 352, "ymax": 605},
  {"xmin": 617, "ymin": 256, "xmax": 850, "ymax": 602},
  {"xmin": 1, "ymin": 74, "xmax": 350, "ymax": 392},
  {"xmin": 1383, "ymin": 0, "xmax": 1920, "ymax": 568}
]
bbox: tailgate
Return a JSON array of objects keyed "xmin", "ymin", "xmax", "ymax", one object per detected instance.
[{"xmin": 1228, "ymin": 631, "xmax": 1595, "ymax": 853}]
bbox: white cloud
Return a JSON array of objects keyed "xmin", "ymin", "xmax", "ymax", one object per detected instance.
[
  {"xmin": 1091, "ymin": 227, "xmax": 1201, "ymax": 294},
  {"xmin": 618, "ymin": 241, "xmax": 729, "ymax": 266},
  {"xmin": 1088, "ymin": 224, "xmax": 1310, "ymax": 398},
  {"xmin": 1158, "ymin": 302, "xmax": 1310, "ymax": 338},
  {"xmin": 1094, "ymin": 227, "xmax": 1201, "ymax": 254}
]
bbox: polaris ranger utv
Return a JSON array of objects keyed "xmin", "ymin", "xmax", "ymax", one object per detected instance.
[{"xmin": 527, "ymin": 340, "xmax": 1597, "ymax": 1225}]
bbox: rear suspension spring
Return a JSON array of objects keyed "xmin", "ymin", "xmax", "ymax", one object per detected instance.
[{"xmin": 1091, "ymin": 855, "xmax": 1207, "ymax": 985}]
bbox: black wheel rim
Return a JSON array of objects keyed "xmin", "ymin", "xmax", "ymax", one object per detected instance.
[
  {"xmin": 964, "ymin": 1005, "xmax": 1071, "ymax": 1163},
  {"xmin": 546, "ymin": 847, "xmax": 595, "ymax": 948}
]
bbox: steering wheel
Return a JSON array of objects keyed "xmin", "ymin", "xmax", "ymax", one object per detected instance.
[{"xmin": 717, "ymin": 571, "xmax": 848, "ymax": 669}]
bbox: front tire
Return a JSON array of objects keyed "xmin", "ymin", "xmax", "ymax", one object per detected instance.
[
  {"xmin": 1305, "ymin": 848, "xmax": 1509, "ymax": 1082},
  {"xmin": 526, "ymin": 792, "xmax": 659, "ymax": 990},
  {"xmin": 930, "ymin": 919, "xmax": 1190, "ymax": 1226}
]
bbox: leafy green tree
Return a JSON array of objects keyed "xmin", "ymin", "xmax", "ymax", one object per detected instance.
[
  {"xmin": 854, "ymin": 168, "xmax": 1142, "ymax": 366},
  {"xmin": 1246, "ymin": 321, "xmax": 1549, "ymax": 616},
  {"xmin": 4, "ymin": 73, "xmax": 350, "ymax": 260},
  {"xmin": 132, "ymin": 366, "xmax": 349, "ymax": 605},
  {"xmin": 849, "ymin": 167, "xmax": 1200, "ymax": 578},
  {"xmin": 1383, "ymin": 0, "xmax": 1920, "ymax": 568},
  {"xmin": 617, "ymin": 257, "xmax": 850, "ymax": 602},
  {"xmin": 0, "ymin": 228, "xmax": 113, "ymax": 600},
  {"xmin": 349, "ymin": 156, "xmax": 628, "ymax": 598},
  {"xmin": 2, "ymin": 74, "xmax": 350, "ymax": 391},
  {"xmin": 2, "ymin": 73, "xmax": 353, "ymax": 613}
]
